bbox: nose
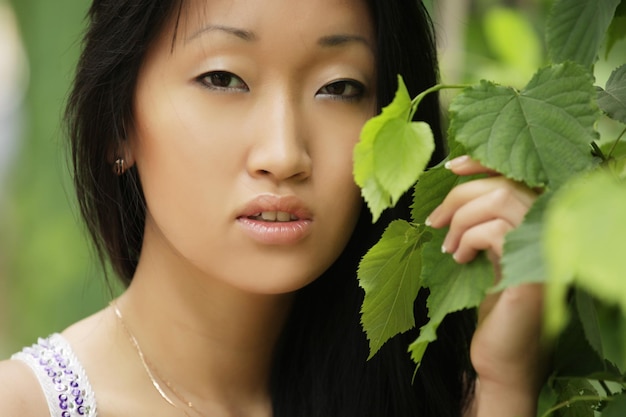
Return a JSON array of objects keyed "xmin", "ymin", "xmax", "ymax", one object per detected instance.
[{"xmin": 246, "ymin": 95, "xmax": 312, "ymax": 183}]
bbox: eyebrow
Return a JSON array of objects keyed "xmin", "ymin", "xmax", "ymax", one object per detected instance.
[
  {"xmin": 187, "ymin": 25, "xmax": 257, "ymax": 42},
  {"xmin": 187, "ymin": 25, "xmax": 371, "ymax": 50},
  {"xmin": 318, "ymin": 34, "xmax": 372, "ymax": 49}
]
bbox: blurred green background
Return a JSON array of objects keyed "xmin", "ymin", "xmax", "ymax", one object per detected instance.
[{"xmin": 0, "ymin": 0, "xmax": 623, "ymax": 357}]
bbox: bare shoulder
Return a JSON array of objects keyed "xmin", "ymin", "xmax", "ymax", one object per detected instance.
[{"xmin": 0, "ymin": 358, "xmax": 49, "ymax": 416}]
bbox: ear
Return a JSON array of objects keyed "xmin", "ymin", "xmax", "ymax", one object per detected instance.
[{"xmin": 107, "ymin": 139, "xmax": 136, "ymax": 174}]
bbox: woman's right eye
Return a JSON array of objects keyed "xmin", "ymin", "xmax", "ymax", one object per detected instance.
[{"xmin": 198, "ymin": 71, "xmax": 249, "ymax": 92}]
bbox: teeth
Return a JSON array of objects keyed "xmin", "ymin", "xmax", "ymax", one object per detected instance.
[
  {"xmin": 252, "ymin": 211, "xmax": 298, "ymax": 222},
  {"xmin": 261, "ymin": 211, "xmax": 277, "ymax": 221},
  {"xmin": 276, "ymin": 211, "xmax": 291, "ymax": 222}
]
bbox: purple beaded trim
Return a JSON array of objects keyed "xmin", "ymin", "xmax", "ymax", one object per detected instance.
[{"xmin": 11, "ymin": 334, "xmax": 97, "ymax": 417}]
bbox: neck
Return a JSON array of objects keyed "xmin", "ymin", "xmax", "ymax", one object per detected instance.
[{"xmin": 116, "ymin": 251, "xmax": 294, "ymax": 414}]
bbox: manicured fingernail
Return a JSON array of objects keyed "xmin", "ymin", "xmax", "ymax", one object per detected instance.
[
  {"xmin": 445, "ymin": 155, "xmax": 469, "ymax": 170},
  {"xmin": 441, "ymin": 245, "xmax": 447, "ymax": 254},
  {"xmin": 425, "ymin": 217, "xmax": 432, "ymax": 227}
]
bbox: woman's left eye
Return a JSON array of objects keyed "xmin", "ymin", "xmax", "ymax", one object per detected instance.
[
  {"xmin": 197, "ymin": 71, "xmax": 249, "ymax": 91},
  {"xmin": 317, "ymin": 80, "xmax": 365, "ymax": 101}
]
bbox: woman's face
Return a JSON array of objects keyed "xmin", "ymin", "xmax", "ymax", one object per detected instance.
[{"xmin": 129, "ymin": 0, "xmax": 376, "ymax": 294}]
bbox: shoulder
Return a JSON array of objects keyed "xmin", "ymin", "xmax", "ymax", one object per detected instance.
[{"xmin": 0, "ymin": 358, "xmax": 50, "ymax": 416}]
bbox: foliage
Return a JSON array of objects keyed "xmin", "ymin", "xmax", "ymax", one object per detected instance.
[{"xmin": 354, "ymin": 0, "xmax": 626, "ymax": 415}]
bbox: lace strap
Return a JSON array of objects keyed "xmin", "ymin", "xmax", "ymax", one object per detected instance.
[{"xmin": 11, "ymin": 333, "xmax": 98, "ymax": 417}]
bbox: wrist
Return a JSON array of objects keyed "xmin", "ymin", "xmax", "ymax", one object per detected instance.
[{"xmin": 466, "ymin": 377, "xmax": 539, "ymax": 417}]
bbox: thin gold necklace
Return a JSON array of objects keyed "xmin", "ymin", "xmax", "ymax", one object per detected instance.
[{"xmin": 111, "ymin": 301, "xmax": 202, "ymax": 417}]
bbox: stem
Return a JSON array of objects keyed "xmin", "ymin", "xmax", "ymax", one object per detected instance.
[
  {"xmin": 591, "ymin": 141, "xmax": 606, "ymax": 161},
  {"xmin": 540, "ymin": 395, "xmax": 612, "ymax": 417},
  {"xmin": 599, "ymin": 380, "xmax": 613, "ymax": 397},
  {"xmin": 409, "ymin": 84, "xmax": 469, "ymax": 120},
  {"xmin": 606, "ymin": 126, "xmax": 626, "ymax": 159}
]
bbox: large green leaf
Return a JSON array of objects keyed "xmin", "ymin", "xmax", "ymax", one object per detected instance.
[
  {"xmin": 358, "ymin": 220, "xmax": 426, "ymax": 358},
  {"xmin": 354, "ymin": 75, "xmax": 435, "ymax": 222},
  {"xmin": 449, "ymin": 62, "xmax": 598, "ymax": 188},
  {"xmin": 544, "ymin": 170, "xmax": 626, "ymax": 338},
  {"xmin": 546, "ymin": 0, "xmax": 621, "ymax": 68},
  {"xmin": 597, "ymin": 64, "xmax": 626, "ymax": 124},
  {"xmin": 408, "ymin": 229, "xmax": 493, "ymax": 366}
]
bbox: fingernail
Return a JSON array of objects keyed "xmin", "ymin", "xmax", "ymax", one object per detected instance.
[
  {"xmin": 425, "ymin": 217, "xmax": 432, "ymax": 227},
  {"xmin": 445, "ymin": 155, "xmax": 469, "ymax": 170},
  {"xmin": 441, "ymin": 245, "xmax": 447, "ymax": 254}
]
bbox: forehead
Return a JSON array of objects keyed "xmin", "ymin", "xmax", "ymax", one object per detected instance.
[{"xmin": 169, "ymin": 0, "xmax": 374, "ymax": 46}]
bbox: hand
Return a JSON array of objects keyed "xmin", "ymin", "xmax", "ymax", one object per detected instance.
[{"xmin": 426, "ymin": 155, "xmax": 546, "ymax": 417}]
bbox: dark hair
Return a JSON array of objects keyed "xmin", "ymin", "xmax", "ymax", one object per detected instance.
[{"xmin": 66, "ymin": 0, "xmax": 475, "ymax": 415}]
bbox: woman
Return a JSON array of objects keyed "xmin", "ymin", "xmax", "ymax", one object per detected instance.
[{"xmin": 0, "ymin": 0, "xmax": 544, "ymax": 416}]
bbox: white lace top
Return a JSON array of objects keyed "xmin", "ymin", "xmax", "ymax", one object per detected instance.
[{"xmin": 11, "ymin": 334, "xmax": 98, "ymax": 417}]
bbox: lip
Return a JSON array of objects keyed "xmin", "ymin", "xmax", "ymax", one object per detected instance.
[{"xmin": 236, "ymin": 194, "xmax": 313, "ymax": 245}]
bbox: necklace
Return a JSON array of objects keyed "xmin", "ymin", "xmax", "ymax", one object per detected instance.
[{"xmin": 111, "ymin": 301, "xmax": 202, "ymax": 417}]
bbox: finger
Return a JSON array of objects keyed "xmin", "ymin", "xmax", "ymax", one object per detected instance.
[
  {"xmin": 445, "ymin": 155, "xmax": 498, "ymax": 176},
  {"xmin": 427, "ymin": 176, "xmax": 536, "ymax": 229},
  {"xmin": 448, "ymin": 219, "xmax": 513, "ymax": 263},
  {"xmin": 442, "ymin": 186, "xmax": 534, "ymax": 254}
]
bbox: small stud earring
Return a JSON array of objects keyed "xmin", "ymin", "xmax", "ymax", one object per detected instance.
[{"xmin": 113, "ymin": 158, "xmax": 126, "ymax": 176}]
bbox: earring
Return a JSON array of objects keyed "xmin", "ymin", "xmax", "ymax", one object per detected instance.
[{"xmin": 113, "ymin": 158, "xmax": 126, "ymax": 176}]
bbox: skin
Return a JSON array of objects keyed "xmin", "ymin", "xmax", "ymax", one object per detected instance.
[{"xmin": 0, "ymin": 1, "xmax": 544, "ymax": 416}]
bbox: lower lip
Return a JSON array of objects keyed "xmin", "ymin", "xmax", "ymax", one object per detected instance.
[{"xmin": 236, "ymin": 217, "xmax": 312, "ymax": 245}]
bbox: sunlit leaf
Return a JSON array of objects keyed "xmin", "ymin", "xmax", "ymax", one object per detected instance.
[
  {"xmin": 544, "ymin": 170, "xmax": 626, "ymax": 337},
  {"xmin": 597, "ymin": 64, "xmax": 626, "ymax": 124},
  {"xmin": 546, "ymin": 0, "xmax": 621, "ymax": 67},
  {"xmin": 354, "ymin": 75, "xmax": 435, "ymax": 222},
  {"xmin": 374, "ymin": 120, "xmax": 434, "ymax": 207},
  {"xmin": 483, "ymin": 7, "xmax": 543, "ymax": 79},
  {"xmin": 408, "ymin": 229, "xmax": 493, "ymax": 366},
  {"xmin": 358, "ymin": 220, "xmax": 426, "ymax": 359},
  {"xmin": 449, "ymin": 63, "xmax": 598, "ymax": 188}
]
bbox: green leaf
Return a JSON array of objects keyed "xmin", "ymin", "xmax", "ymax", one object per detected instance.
[
  {"xmin": 606, "ymin": 1, "xmax": 626, "ymax": 57},
  {"xmin": 354, "ymin": 133, "xmax": 392, "ymax": 223},
  {"xmin": 551, "ymin": 290, "xmax": 619, "ymax": 379},
  {"xmin": 408, "ymin": 229, "xmax": 493, "ymax": 366},
  {"xmin": 602, "ymin": 392, "xmax": 626, "ymax": 416},
  {"xmin": 593, "ymin": 302, "xmax": 626, "ymax": 371},
  {"xmin": 497, "ymin": 192, "xmax": 551, "ymax": 290},
  {"xmin": 449, "ymin": 63, "xmax": 598, "ymax": 188},
  {"xmin": 483, "ymin": 7, "xmax": 543, "ymax": 77},
  {"xmin": 546, "ymin": 0, "xmax": 621, "ymax": 68},
  {"xmin": 597, "ymin": 64, "xmax": 626, "ymax": 124},
  {"xmin": 373, "ymin": 120, "xmax": 435, "ymax": 207},
  {"xmin": 410, "ymin": 159, "xmax": 462, "ymax": 224},
  {"xmin": 354, "ymin": 75, "xmax": 435, "ymax": 222},
  {"xmin": 549, "ymin": 378, "xmax": 600, "ymax": 417},
  {"xmin": 358, "ymin": 220, "xmax": 426, "ymax": 359},
  {"xmin": 544, "ymin": 170, "xmax": 626, "ymax": 337}
]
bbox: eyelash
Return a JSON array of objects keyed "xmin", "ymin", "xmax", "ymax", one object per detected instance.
[
  {"xmin": 316, "ymin": 79, "xmax": 366, "ymax": 102},
  {"xmin": 197, "ymin": 71, "xmax": 249, "ymax": 92},
  {"xmin": 196, "ymin": 71, "xmax": 366, "ymax": 102}
]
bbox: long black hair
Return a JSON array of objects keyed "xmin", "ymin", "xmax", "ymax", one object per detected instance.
[{"xmin": 66, "ymin": 0, "xmax": 475, "ymax": 415}]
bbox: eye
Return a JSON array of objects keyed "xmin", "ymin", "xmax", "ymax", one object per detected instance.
[
  {"xmin": 198, "ymin": 71, "xmax": 249, "ymax": 92},
  {"xmin": 317, "ymin": 80, "xmax": 365, "ymax": 101}
]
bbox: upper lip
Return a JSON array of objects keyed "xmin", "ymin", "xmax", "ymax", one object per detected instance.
[{"xmin": 237, "ymin": 194, "xmax": 313, "ymax": 221}]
